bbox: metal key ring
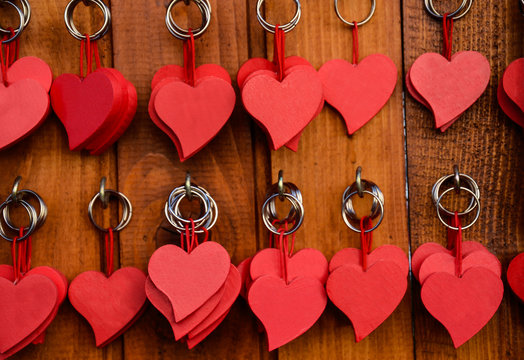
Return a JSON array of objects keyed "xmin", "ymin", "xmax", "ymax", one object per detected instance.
[
  {"xmin": 266, "ymin": 182, "xmax": 303, "ymax": 221},
  {"xmin": 431, "ymin": 172, "xmax": 480, "ymax": 217},
  {"xmin": 88, "ymin": 189, "xmax": 132, "ymax": 232},
  {"xmin": 334, "ymin": 0, "xmax": 376, "ymax": 27},
  {"xmin": 436, "ymin": 186, "xmax": 480, "ymax": 230},
  {"xmin": 425, "ymin": 0, "xmax": 471, "ymax": 20},
  {"xmin": 167, "ymin": 185, "xmax": 211, "ymax": 226},
  {"xmin": 0, "ymin": 199, "xmax": 37, "ymax": 241},
  {"xmin": 0, "ymin": 0, "xmax": 29, "ymax": 35},
  {"xmin": 64, "ymin": 0, "xmax": 112, "ymax": 41},
  {"xmin": 3, "ymin": 190, "xmax": 47, "ymax": 231},
  {"xmin": 343, "ymin": 180, "xmax": 384, "ymax": 220},
  {"xmin": 262, "ymin": 192, "xmax": 304, "ymax": 235},
  {"xmin": 0, "ymin": 1, "xmax": 24, "ymax": 44},
  {"xmin": 165, "ymin": 194, "xmax": 218, "ymax": 233},
  {"xmin": 256, "ymin": 0, "xmax": 301, "ymax": 34},
  {"xmin": 342, "ymin": 190, "xmax": 384, "ymax": 233},
  {"xmin": 166, "ymin": 0, "xmax": 211, "ymax": 40}
]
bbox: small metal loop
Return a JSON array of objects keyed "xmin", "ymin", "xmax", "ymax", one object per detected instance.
[
  {"xmin": 88, "ymin": 189, "xmax": 132, "ymax": 232},
  {"xmin": 277, "ymin": 170, "xmax": 284, "ymax": 198},
  {"xmin": 425, "ymin": 0, "xmax": 472, "ymax": 20},
  {"xmin": 99, "ymin": 177, "xmax": 109, "ymax": 209},
  {"xmin": 342, "ymin": 190, "xmax": 384, "ymax": 233},
  {"xmin": 0, "ymin": 1, "xmax": 25, "ymax": 44},
  {"xmin": 355, "ymin": 167, "xmax": 364, "ymax": 198},
  {"xmin": 11, "ymin": 176, "xmax": 22, "ymax": 202},
  {"xmin": 262, "ymin": 192, "xmax": 304, "ymax": 235},
  {"xmin": 64, "ymin": 0, "xmax": 112, "ymax": 41},
  {"xmin": 185, "ymin": 173, "xmax": 193, "ymax": 201},
  {"xmin": 453, "ymin": 165, "xmax": 460, "ymax": 194},
  {"xmin": 3, "ymin": 189, "xmax": 47, "ymax": 231},
  {"xmin": 0, "ymin": 0, "xmax": 29, "ymax": 35},
  {"xmin": 431, "ymin": 170, "xmax": 480, "ymax": 217},
  {"xmin": 166, "ymin": 0, "xmax": 211, "ymax": 40},
  {"xmin": 334, "ymin": 0, "xmax": 376, "ymax": 27},
  {"xmin": 267, "ymin": 181, "xmax": 302, "ymax": 221},
  {"xmin": 0, "ymin": 199, "xmax": 37, "ymax": 241},
  {"xmin": 520, "ymin": 0, "xmax": 524, "ymax": 15},
  {"xmin": 436, "ymin": 187, "xmax": 480, "ymax": 230},
  {"xmin": 256, "ymin": 0, "xmax": 301, "ymax": 34},
  {"xmin": 343, "ymin": 181, "xmax": 384, "ymax": 220}
]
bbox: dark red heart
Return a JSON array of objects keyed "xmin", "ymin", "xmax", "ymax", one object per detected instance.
[
  {"xmin": 507, "ymin": 253, "xmax": 524, "ymax": 301},
  {"xmin": 329, "ymin": 245, "xmax": 408, "ymax": 275},
  {"xmin": 502, "ymin": 58, "xmax": 524, "ymax": 112}
]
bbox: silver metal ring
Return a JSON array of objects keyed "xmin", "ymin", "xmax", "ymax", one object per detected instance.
[
  {"xmin": 0, "ymin": 1, "xmax": 25, "ymax": 44},
  {"xmin": 256, "ymin": 0, "xmax": 301, "ymax": 34},
  {"xmin": 343, "ymin": 181, "xmax": 384, "ymax": 220},
  {"xmin": 64, "ymin": 0, "xmax": 112, "ymax": 41},
  {"xmin": 262, "ymin": 192, "xmax": 304, "ymax": 235},
  {"xmin": 3, "ymin": 189, "xmax": 47, "ymax": 231},
  {"xmin": 0, "ymin": 0, "xmax": 29, "ymax": 35},
  {"xmin": 166, "ymin": 0, "xmax": 211, "ymax": 40},
  {"xmin": 266, "ymin": 181, "xmax": 303, "ymax": 222},
  {"xmin": 0, "ymin": 199, "xmax": 37, "ymax": 241},
  {"xmin": 88, "ymin": 189, "xmax": 132, "ymax": 232},
  {"xmin": 334, "ymin": 0, "xmax": 376, "ymax": 27},
  {"xmin": 436, "ymin": 187, "xmax": 480, "ymax": 230},
  {"xmin": 431, "ymin": 171, "xmax": 480, "ymax": 217},
  {"xmin": 342, "ymin": 190, "xmax": 384, "ymax": 233},
  {"xmin": 425, "ymin": 0, "xmax": 472, "ymax": 20}
]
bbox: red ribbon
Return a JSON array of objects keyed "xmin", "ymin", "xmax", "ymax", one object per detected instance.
[
  {"xmin": 352, "ymin": 21, "xmax": 359, "ymax": 64},
  {"xmin": 183, "ymin": 29, "xmax": 196, "ymax": 87},
  {"xmin": 79, "ymin": 34, "xmax": 102, "ymax": 78},
  {"xmin": 179, "ymin": 218, "xmax": 209, "ymax": 254},
  {"xmin": 359, "ymin": 217, "xmax": 374, "ymax": 271},
  {"xmin": 0, "ymin": 28, "xmax": 20, "ymax": 86},
  {"xmin": 442, "ymin": 13, "xmax": 454, "ymax": 61},
  {"xmin": 446, "ymin": 212, "xmax": 463, "ymax": 277},
  {"xmin": 11, "ymin": 228, "xmax": 31, "ymax": 283},
  {"xmin": 273, "ymin": 25, "xmax": 286, "ymax": 81},
  {"xmin": 104, "ymin": 228, "xmax": 115, "ymax": 277}
]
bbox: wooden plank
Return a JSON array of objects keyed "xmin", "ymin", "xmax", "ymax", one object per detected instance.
[
  {"xmin": 403, "ymin": 0, "xmax": 524, "ymax": 359},
  {"xmin": 0, "ymin": 1, "xmax": 121, "ymax": 359},
  {"xmin": 110, "ymin": 0, "xmax": 269, "ymax": 358},
  {"xmin": 262, "ymin": 0, "xmax": 413, "ymax": 359}
]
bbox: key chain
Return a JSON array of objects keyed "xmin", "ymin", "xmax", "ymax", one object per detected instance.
[
  {"xmin": 319, "ymin": 0, "xmax": 397, "ymax": 135},
  {"xmin": 146, "ymin": 174, "xmax": 240, "ymax": 349},
  {"xmin": 0, "ymin": 177, "xmax": 68, "ymax": 358},
  {"xmin": 239, "ymin": 0, "xmax": 324, "ymax": 152},
  {"xmin": 243, "ymin": 171, "xmax": 327, "ymax": 351},
  {"xmin": 68, "ymin": 178, "xmax": 147, "ymax": 347},
  {"xmin": 326, "ymin": 167, "xmax": 408, "ymax": 342},
  {"xmin": 50, "ymin": 0, "xmax": 137, "ymax": 155},
  {"xmin": 412, "ymin": 166, "xmax": 503, "ymax": 348},
  {"xmin": 149, "ymin": 0, "xmax": 236, "ymax": 162},
  {"xmin": 406, "ymin": 0, "xmax": 490, "ymax": 132},
  {"xmin": 0, "ymin": 0, "xmax": 52, "ymax": 150}
]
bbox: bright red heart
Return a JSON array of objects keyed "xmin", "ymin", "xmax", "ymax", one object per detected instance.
[
  {"xmin": 319, "ymin": 55, "xmax": 397, "ymax": 134},
  {"xmin": 153, "ymin": 77, "xmax": 235, "ymax": 161},
  {"xmin": 421, "ymin": 267, "xmax": 503, "ymax": 348},
  {"xmin": 248, "ymin": 275, "xmax": 327, "ymax": 351},
  {"xmin": 0, "ymin": 275, "xmax": 57, "ymax": 353},
  {"xmin": 185, "ymin": 310, "xmax": 229, "ymax": 349},
  {"xmin": 409, "ymin": 51, "xmax": 490, "ymax": 129},
  {"xmin": 68, "ymin": 267, "xmax": 146, "ymax": 347},
  {"xmin": 148, "ymin": 242, "xmax": 231, "ymax": 322},
  {"xmin": 326, "ymin": 261, "xmax": 407, "ymax": 342},
  {"xmin": 507, "ymin": 253, "xmax": 524, "ymax": 301},
  {"xmin": 0, "ymin": 56, "xmax": 53, "ymax": 91},
  {"xmin": 250, "ymin": 248, "xmax": 328, "ymax": 284},
  {"xmin": 498, "ymin": 80, "xmax": 524, "ymax": 127},
  {"xmin": 503, "ymin": 58, "xmax": 524, "ymax": 112},
  {"xmin": 329, "ymin": 245, "xmax": 408, "ymax": 275},
  {"xmin": 0, "ymin": 79, "xmax": 49, "ymax": 150}
]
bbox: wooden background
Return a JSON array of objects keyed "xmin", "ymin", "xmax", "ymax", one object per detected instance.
[{"xmin": 0, "ymin": 0, "xmax": 522, "ymax": 359}]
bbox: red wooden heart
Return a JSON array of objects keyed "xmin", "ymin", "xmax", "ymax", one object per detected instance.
[
  {"xmin": 507, "ymin": 253, "xmax": 524, "ymax": 301},
  {"xmin": 502, "ymin": 58, "xmax": 524, "ymax": 112},
  {"xmin": 329, "ymin": 245, "xmax": 408, "ymax": 275},
  {"xmin": 250, "ymin": 248, "xmax": 328, "ymax": 284},
  {"xmin": 148, "ymin": 242, "xmax": 231, "ymax": 322},
  {"xmin": 326, "ymin": 261, "xmax": 407, "ymax": 342},
  {"xmin": 237, "ymin": 58, "xmax": 274, "ymax": 89},
  {"xmin": 152, "ymin": 65, "xmax": 185, "ymax": 90},
  {"xmin": 68, "ymin": 267, "xmax": 146, "ymax": 347},
  {"xmin": 0, "ymin": 79, "xmax": 49, "ymax": 150},
  {"xmin": 248, "ymin": 275, "xmax": 327, "ymax": 351},
  {"xmin": 154, "ymin": 77, "xmax": 236, "ymax": 161},
  {"xmin": 185, "ymin": 310, "xmax": 230, "ymax": 349},
  {"xmin": 498, "ymin": 80, "xmax": 524, "ymax": 127},
  {"xmin": 0, "ymin": 275, "xmax": 57, "ymax": 353},
  {"xmin": 409, "ymin": 51, "xmax": 490, "ymax": 129},
  {"xmin": 195, "ymin": 64, "xmax": 232, "ymax": 85},
  {"xmin": 0, "ymin": 56, "xmax": 53, "ymax": 92},
  {"xmin": 242, "ymin": 67, "xmax": 323, "ymax": 150},
  {"xmin": 319, "ymin": 54, "xmax": 397, "ymax": 134},
  {"xmin": 421, "ymin": 267, "xmax": 503, "ymax": 348},
  {"xmin": 237, "ymin": 256, "xmax": 253, "ymax": 299}
]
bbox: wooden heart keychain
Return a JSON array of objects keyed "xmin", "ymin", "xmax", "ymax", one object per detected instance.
[
  {"xmin": 0, "ymin": 176, "xmax": 68, "ymax": 359},
  {"xmin": 239, "ymin": 0, "xmax": 324, "ymax": 151},
  {"xmin": 146, "ymin": 174, "xmax": 240, "ymax": 349},
  {"xmin": 241, "ymin": 171, "xmax": 327, "ymax": 351},
  {"xmin": 0, "ymin": 0, "xmax": 52, "ymax": 150},
  {"xmin": 50, "ymin": 0, "xmax": 137, "ymax": 155},
  {"xmin": 326, "ymin": 167, "xmax": 408, "ymax": 342},
  {"xmin": 149, "ymin": 0, "xmax": 235, "ymax": 162},
  {"xmin": 319, "ymin": 0, "xmax": 397, "ymax": 135},
  {"xmin": 406, "ymin": 0, "xmax": 490, "ymax": 131},
  {"xmin": 412, "ymin": 166, "xmax": 503, "ymax": 348},
  {"xmin": 68, "ymin": 178, "xmax": 147, "ymax": 347}
]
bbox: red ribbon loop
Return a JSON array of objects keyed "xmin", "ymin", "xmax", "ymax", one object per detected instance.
[
  {"xmin": 273, "ymin": 25, "xmax": 286, "ymax": 81},
  {"xmin": 183, "ymin": 29, "xmax": 196, "ymax": 87},
  {"xmin": 352, "ymin": 21, "xmax": 359, "ymax": 64},
  {"xmin": 359, "ymin": 217, "xmax": 373, "ymax": 271},
  {"xmin": 104, "ymin": 228, "xmax": 115, "ymax": 277},
  {"xmin": 442, "ymin": 13, "xmax": 454, "ymax": 61}
]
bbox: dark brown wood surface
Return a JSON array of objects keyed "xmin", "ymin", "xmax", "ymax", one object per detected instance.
[{"xmin": 0, "ymin": 0, "xmax": 521, "ymax": 359}]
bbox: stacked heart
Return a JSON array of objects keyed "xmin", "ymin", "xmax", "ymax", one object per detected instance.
[
  {"xmin": 146, "ymin": 241, "xmax": 241, "ymax": 349},
  {"xmin": 245, "ymin": 247, "xmax": 328, "ymax": 350},
  {"xmin": 68, "ymin": 267, "xmax": 147, "ymax": 347},
  {"xmin": 507, "ymin": 253, "xmax": 524, "ymax": 302},
  {"xmin": 0, "ymin": 264, "xmax": 67, "ymax": 359},
  {"xmin": 406, "ymin": 51, "xmax": 490, "ymax": 131},
  {"xmin": 326, "ymin": 245, "xmax": 408, "ymax": 342},
  {"xmin": 239, "ymin": 56, "xmax": 324, "ymax": 151},
  {"xmin": 0, "ymin": 56, "xmax": 52, "ymax": 150},
  {"xmin": 412, "ymin": 241, "xmax": 504, "ymax": 348},
  {"xmin": 50, "ymin": 67, "xmax": 137, "ymax": 155},
  {"xmin": 149, "ymin": 63, "xmax": 236, "ymax": 162},
  {"xmin": 498, "ymin": 58, "xmax": 524, "ymax": 127}
]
